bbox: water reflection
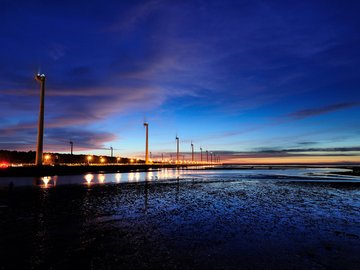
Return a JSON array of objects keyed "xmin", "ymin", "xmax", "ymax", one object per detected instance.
[
  {"xmin": 115, "ymin": 173, "xmax": 121, "ymax": 183},
  {"xmin": 84, "ymin": 174, "xmax": 94, "ymax": 186},
  {"xmin": 146, "ymin": 171, "xmax": 153, "ymax": 181},
  {"xmin": 129, "ymin": 172, "xmax": 134, "ymax": 182},
  {"xmin": 9, "ymin": 167, "xmax": 358, "ymax": 189},
  {"xmin": 144, "ymin": 182, "xmax": 149, "ymax": 211},
  {"xmin": 98, "ymin": 174, "xmax": 106, "ymax": 184},
  {"xmin": 135, "ymin": 172, "xmax": 140, "ymax": 182},
  {"xmin": 34, "ymin": 176, "xmax": 57, "ymax": 188}
]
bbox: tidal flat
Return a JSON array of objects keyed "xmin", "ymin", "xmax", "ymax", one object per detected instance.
[{"xmin": 0, "ymin": 169, "xmax": 359, "ymax": 270}]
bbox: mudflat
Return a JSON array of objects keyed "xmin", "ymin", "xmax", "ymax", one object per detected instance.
[{"xmin": 0, "ymin": 178, "xmax": 359, "ymax": 270}]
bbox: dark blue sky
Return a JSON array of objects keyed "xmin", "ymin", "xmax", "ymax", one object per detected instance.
[{"xmin": 1, "ymin": 0, "xmax": 359, "ymax": 163}]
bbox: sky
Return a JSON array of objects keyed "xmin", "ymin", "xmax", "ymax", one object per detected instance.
[{"xmin": 0, "ymin": 0, "xmax": 359, "ymax": 164}]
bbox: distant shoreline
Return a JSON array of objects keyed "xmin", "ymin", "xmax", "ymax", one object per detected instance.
[
  {"xmin": 0, "ymin": 164, "xmax": 192, "ymax": 177},
  {"xmin": 1, "ymin": 164, "xmax": 359, "ymax": 177}
]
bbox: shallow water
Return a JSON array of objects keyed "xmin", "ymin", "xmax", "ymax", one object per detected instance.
[
  {"xmin": 0, "ymin": 167, "xmax": 358, "ymax": 188},
  {"xmin": 0, "ymin": 168, "xmax": 359, "ymax": 269}
]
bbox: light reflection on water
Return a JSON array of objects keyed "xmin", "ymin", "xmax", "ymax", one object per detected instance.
[
  {"xmin": 36, "ymin": 176, "xmax": 57, "ymax": 188},
  {"xmin": 0, "ymin": 167, "xmax": 358, "ymax": 189},
  {"xmin": 98, "ymin": 174, "xmax": 106, "ymax": 184},
  {"xmin": 115, "ymin": 173, "xmax": 121, "ymax": 183},
  {"xmin": 84, "ymin": 174, "xmax": 94, "ymax": 186}
]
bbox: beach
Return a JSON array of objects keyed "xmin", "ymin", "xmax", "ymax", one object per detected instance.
[{"xmin": 0, "ymin": 168, "xmax": 359, "ymax": 269}]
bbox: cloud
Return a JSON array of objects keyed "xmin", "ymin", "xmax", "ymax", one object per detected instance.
[
  {"xmin": 0, "ymin": 124, "xmax": 118, "ymax": 152},
  {"xmin": 287, "ymin": 102, "xmax": 360, "ymax": 120},
  {"xmin": 212, "ymin": 146, "xmax": 360, "ymax": 159}
]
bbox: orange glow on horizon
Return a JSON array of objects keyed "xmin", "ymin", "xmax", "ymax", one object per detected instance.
[{"xmin": 224, "ymin": 155, "xmax": 360, "ymax": 164}]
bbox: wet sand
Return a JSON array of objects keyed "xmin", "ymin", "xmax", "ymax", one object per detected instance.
[{"xmin": 0, "ymin": 178, "xmax": 359, "ymax": 270}]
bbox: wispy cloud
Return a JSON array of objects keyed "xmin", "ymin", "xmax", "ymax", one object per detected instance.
[
  {"xmin": 287, "ymin": 102, "xmax": 360, "ymax": 120},
  {"xmin": 213, "ymin": 146, "xmax": 360, "ymax": 159}
]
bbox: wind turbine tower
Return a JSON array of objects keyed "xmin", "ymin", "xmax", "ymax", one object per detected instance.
[
  {"xmin": 144, "ymin": 122, "xmax": 149, "ymax": 164},
  {"xmin": 176, "ymin": 136, "xmax": 180, "ymax": 163},
  {"xmin": 35, "ymin": 73, "xmax": 46, "ymax": 166},
  {"xmin": 200, "ymin": 147, "xmax": 203, "ymax": 162},
  {"xmin": 191, "ymin": 141, "xmax": 194, "ymax": 162}
]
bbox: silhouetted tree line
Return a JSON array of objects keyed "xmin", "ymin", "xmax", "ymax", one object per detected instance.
[
  {"xmin": 0, "ymin": 150, "xmax": 35, "ymax": 164},
  {"xmin": 0, "ymin": 150, "xmax": 143, "ymax": 164}
]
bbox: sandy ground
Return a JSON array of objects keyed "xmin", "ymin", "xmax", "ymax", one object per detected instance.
[{"xmin": 0, "ymin": 178, "xmax": 359, "ymax": 270}]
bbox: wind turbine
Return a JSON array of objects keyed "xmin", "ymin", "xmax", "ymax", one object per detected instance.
[
  {"xmin": 70, "ymin": 141, "xmax": 73, "ymax": 155},
  {"xmin": 144, "ymin": 122, "xmax": 149, "ymax": 164},
  {"xmin": 200, "ymin": 147, "xmax": 203, "ymax": 162},
  {"xmin": 176, "ymin": 135, "xmax": 179, "ymax": 163},
  {"xmin": 191, "ymin": 141, "xmax": 194, "ymax": 162},
  {"xmin": 35, "ymin": 73, "xmax": 46, "ymax": 166}
]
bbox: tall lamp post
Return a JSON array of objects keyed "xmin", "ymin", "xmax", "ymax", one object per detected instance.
[{"xmin": 35, "ymin": 73, "xmax": 46, "ymax": 166}]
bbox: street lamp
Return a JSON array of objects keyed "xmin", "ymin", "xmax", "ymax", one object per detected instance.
[
  {"xmin": 44, "ymin": 154, "xmax": 51, "ymax": 164},
  {"xmin": 87, "ymin": 155, "xmax": 92, "ymax": 164}
]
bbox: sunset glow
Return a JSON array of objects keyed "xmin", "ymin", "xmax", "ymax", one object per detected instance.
[{"xmin": 0, "ymin": 1, "xmax": 359, "ymax": 164}]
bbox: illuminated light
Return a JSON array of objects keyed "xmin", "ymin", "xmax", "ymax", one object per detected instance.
[
  {"xmin": 84, "ymin": 174, "xmax": 94, "ymax": 185},
  {"xmin": 135, "ymin": 172, "xmax": 140, "ymax": 181},
  {"xmin": 0, "ymin": 162, "xmax": 9, "ymax": 168},
  {"xmin": 87, "ymin": 156, "xmax": 93, "ymax": 162},
  {"xmin": 100, "ymin": 157, "xmax": 105, "ymax": 163},
  {"xmin": 44, "ymin": 154, "xmax": 51, "ymax": 161},
  {"xmin": 115, "ymin": 173, "xmax": 121, "ymax": 183},
  {"xmin": 147, "ymin": 171, "xmax": 153, "ymax": 181},
  {"xmin": 130, "ymin": 159, "xmax": 134, "ymax": 163},
  {"xmin": 98, "ymin": 174, "xmax": 105, "ymax": 183},
  {"xmin": 129, "ymin": 172, "xmax": 134, "ymax": 182},
  {"xmin": 117, "ymin": 157, "xmax": 120, "ymax": 162},
  {"xmin": 41, "ymin": 176, "xmax": 51, "ymax": 187}
]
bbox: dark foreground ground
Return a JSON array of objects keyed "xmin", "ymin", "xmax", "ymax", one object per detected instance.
[{"xmin": 0, "ymin": 178, "xmax": 359, "ymax": 270}]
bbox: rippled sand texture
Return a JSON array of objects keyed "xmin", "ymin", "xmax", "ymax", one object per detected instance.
[{"xmin": 1, "ymin": 178, "xmax": 359, "ymax": 269}]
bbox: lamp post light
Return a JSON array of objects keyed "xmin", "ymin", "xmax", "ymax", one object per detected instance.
[
  {"xmin": 35, "ymin": 73, "xmax": 46, "ymax": 166},
  {"xmin": 44, "ymin": 154, "xmax": 51, "ymax": 165},
  {"xmin": 87, "ymin": 155, "xmax": 92, "ymax": 165}
]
